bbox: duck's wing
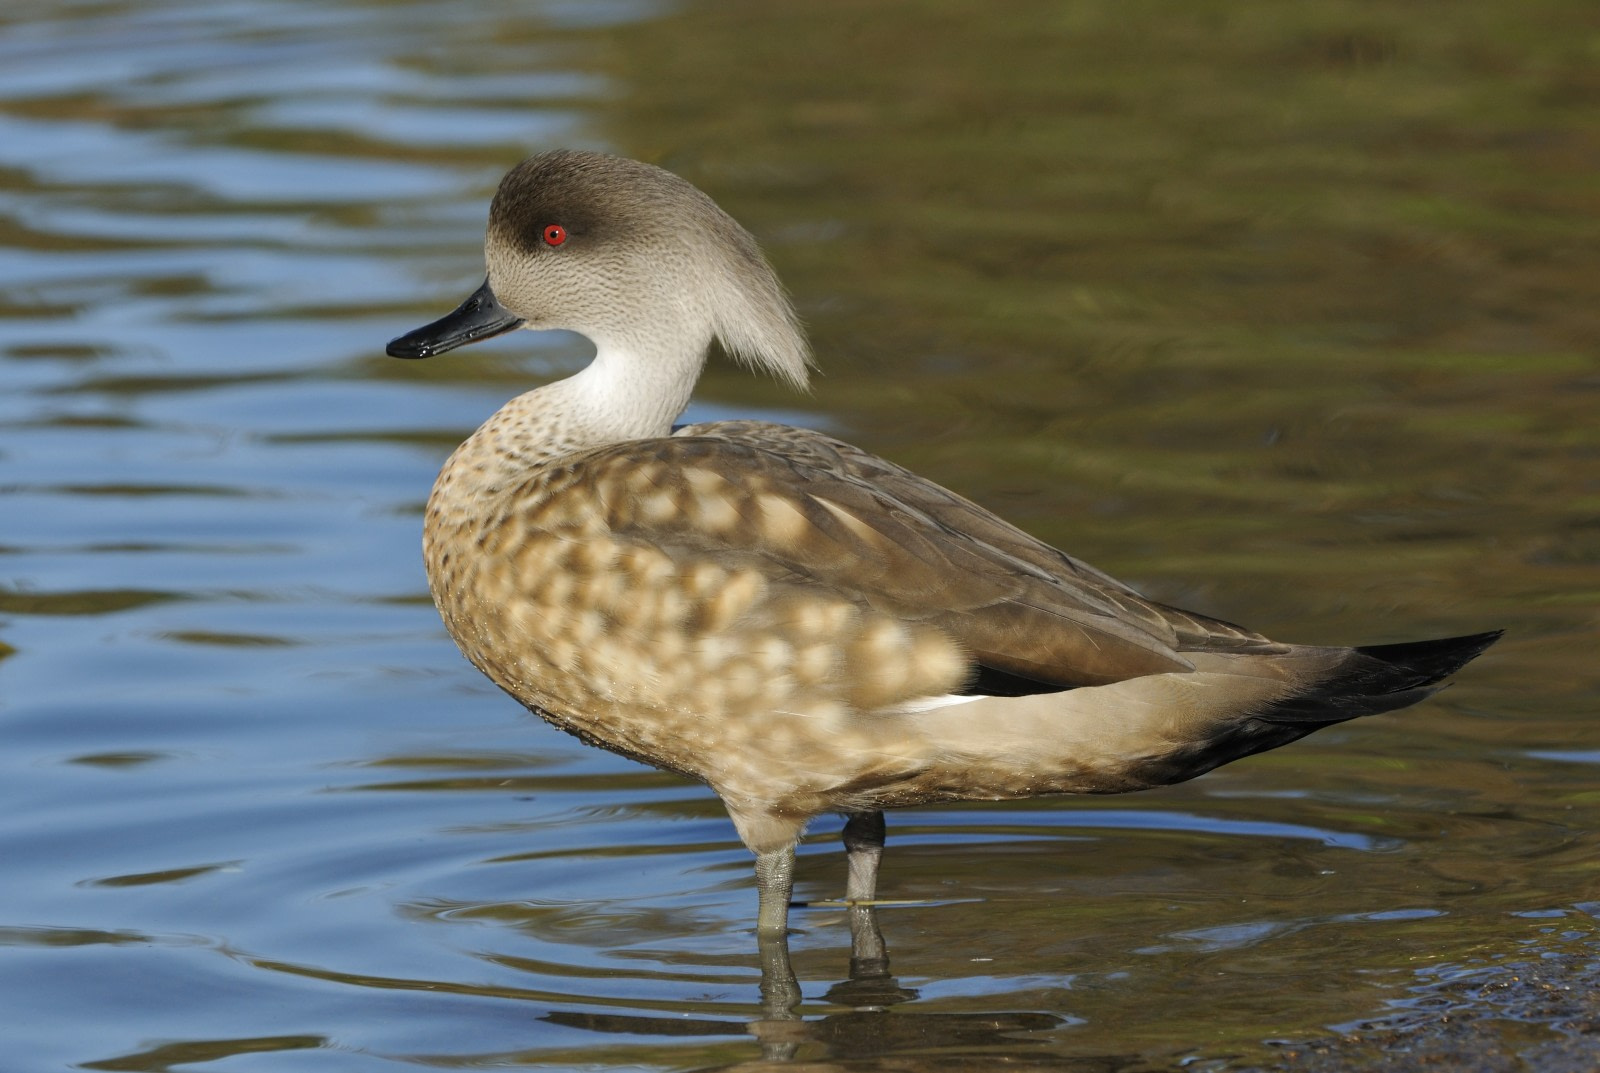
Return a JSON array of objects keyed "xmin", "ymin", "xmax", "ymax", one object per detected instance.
[
  {"xmin": 556, "ymin": 420, "xmax": 1283, "ymax": 691},
  {"xmin": 703, "ymin": 422, "xmax": 1283, "ymax": 650}
]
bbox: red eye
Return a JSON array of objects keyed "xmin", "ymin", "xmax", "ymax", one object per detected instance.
[{"xmin": 542, "ymin": 224, "xmax": 568, "ymax": 246}]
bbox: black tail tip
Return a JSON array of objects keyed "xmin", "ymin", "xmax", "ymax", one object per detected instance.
[
  {"xmin": 1259, "ymin": 629, "xmax": 1503, "ymax": 725},
  {"xmin": 1354, "ymin": 629, "xmax": 1504, "ymax": 686}
]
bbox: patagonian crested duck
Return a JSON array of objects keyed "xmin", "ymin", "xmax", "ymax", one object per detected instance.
[{"xmin": 387, "ymin": 149, "xmax": 1499, "ymax": 934}]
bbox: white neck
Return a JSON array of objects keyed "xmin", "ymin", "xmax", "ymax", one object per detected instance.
[
  {"xmin": 438, "ymin": 327, "xmax": 709, "ymax": 497},
  {"xmin": 560, "ymin": 330, "xmax": 708, "ymax": 442}
]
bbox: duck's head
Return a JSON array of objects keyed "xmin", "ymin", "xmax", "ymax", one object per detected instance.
[{"xmin": 386, "ymin": 150, "xmax": 811, "ymax": 390}]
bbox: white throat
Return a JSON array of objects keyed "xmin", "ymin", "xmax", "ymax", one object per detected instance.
[{"xmin": 560, "ymin": 331, "xmax": 708, "ymax": 442}]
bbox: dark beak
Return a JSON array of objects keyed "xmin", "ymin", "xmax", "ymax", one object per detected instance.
[{"xmin": 386, "ymin": 278, "xmax": 525, "ymax": 359}]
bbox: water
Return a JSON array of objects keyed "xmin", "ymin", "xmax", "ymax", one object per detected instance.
[{"xmin": 1, "ymin": 0, "xmax": 1596, "ymax": 1069}]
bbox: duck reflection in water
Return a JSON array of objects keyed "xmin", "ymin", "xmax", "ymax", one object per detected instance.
[
  {"xmin": 386, "ymin": 150, "xmax": 1499, "ymax": 1005},
  {"xmin": 546, "ymin": 901, "xmax": 1066, "ymax": 1065}
]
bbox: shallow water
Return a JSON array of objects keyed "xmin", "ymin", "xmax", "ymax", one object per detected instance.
[{"xmin": 1, "ymin": 0, "xmax": 1596, "ymax": 1069}]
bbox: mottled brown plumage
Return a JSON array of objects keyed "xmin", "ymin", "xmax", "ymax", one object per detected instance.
[{"xmin": 388, "ymin": 150, "xmax": 1500, "ymax": 934}]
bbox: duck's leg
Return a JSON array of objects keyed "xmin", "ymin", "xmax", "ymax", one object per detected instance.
[
  {"xmin": 754, "ymin": 843, "xmax": 797, "ymax": 934},
  {"xmin": 841, "ymin": 811, "xmax": 887, "ymax": 969},
  {"xmin": 842, "ymin": 810, "xmax": 886, "ymax": 903},
  {"xmin": 753, "ymin": 844, "xmax": 803, "ymax": 1020}
]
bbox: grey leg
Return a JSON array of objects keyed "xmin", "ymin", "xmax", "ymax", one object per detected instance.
[
  {"xmin": 841, "ymin": 811, "xmax": 887, "ymax": 969},
  {"xmin": 846, "ymin": 901, "xmax": 887, "ymax": 973},
  {"xmin": 842, "ymin": 810, "xmax": 885, "ymax": 903},
  {"xmin": 754, "ymin": 843, "xmax": 796, "ymax": 934},
  {"xmin": 754, "ymin": 846, "xmax": 803, "ymax": 1029}
]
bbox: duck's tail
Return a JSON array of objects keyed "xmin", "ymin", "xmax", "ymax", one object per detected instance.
[{"xmin": 1257, "ymin": 629, "xmax": 1503, "ymax": 725}]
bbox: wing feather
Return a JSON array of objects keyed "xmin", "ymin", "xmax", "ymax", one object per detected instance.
[{"xmin": 536, "ymin": 421, "xmax": 1275, "ymax": 691}]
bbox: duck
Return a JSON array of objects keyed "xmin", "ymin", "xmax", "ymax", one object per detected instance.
[{"xmin": 387, "ymin": 149, "xmax": 1500, "ymax": 936}]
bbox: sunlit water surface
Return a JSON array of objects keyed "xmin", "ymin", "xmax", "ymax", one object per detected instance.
[{"xmin": 1, "ymin": 1, "xmax": 1596, "ymax": 1070}]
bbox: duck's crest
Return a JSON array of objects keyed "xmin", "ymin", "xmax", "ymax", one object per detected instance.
[{"xmin": 705, "ymin": 210, "xmax": 814, "ymax": 392}]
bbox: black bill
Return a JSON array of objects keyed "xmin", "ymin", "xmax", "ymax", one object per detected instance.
[{"xmin": 386, "ymin": 278, "xmax": 525, "ymax": 359}]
